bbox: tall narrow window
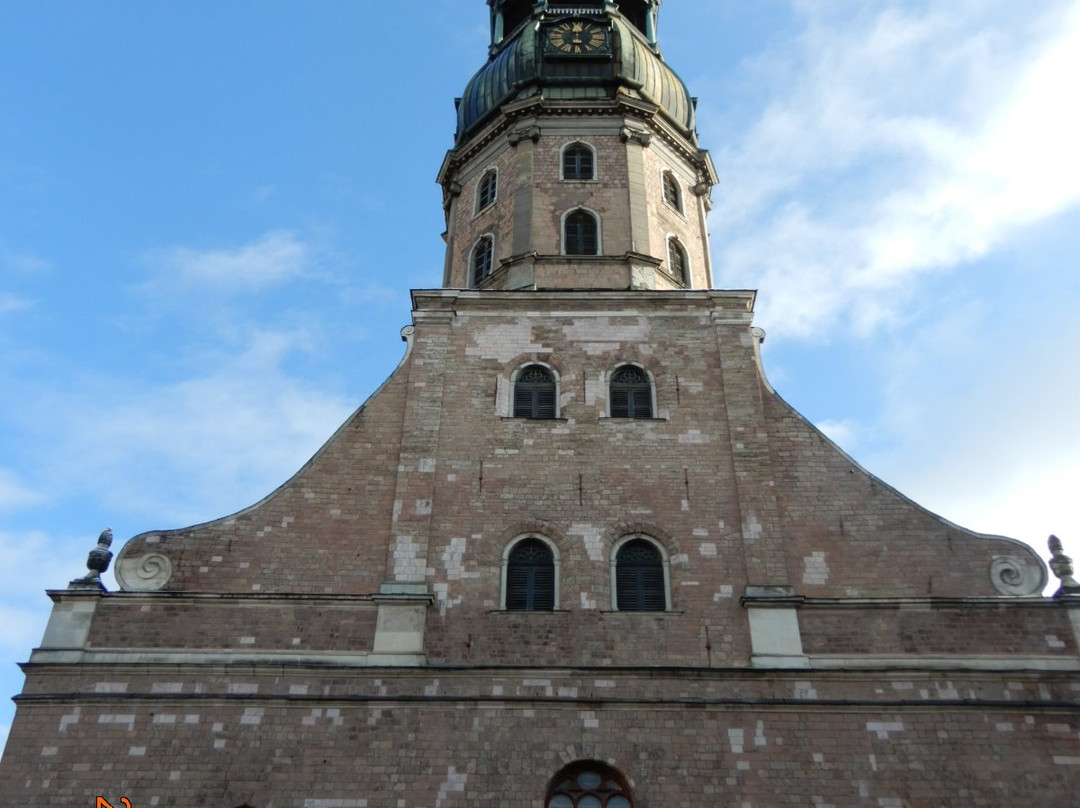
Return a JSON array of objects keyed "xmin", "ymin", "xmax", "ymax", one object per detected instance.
[
  {"xmin": 564, "ymin": 209, "xmax": 599, "ymax": 255},
  {"xmin": 548, "ymin": 762, "xmax": 634, "ymax": 808},
  {"xmin": 505, "ymin": 538, "xmax": 556, "ymax": 611},
  {"xmin": 609, "ymin": 365, "xmax": 652, "ymax": 419},
  {"xmin": 562, "ymin": 143, "xmax": 595, "ymax": 180},
  {"xmin": 667, "ymin": 237, "xmax": 688, "ymax": 284},
  {"xmin": 615, "ymin": 539, "xmax": 666, "ymax": 611},
  {"xmin": 514, "ymin": 365, "xmax": 557, "ymax": 419},
  {"xmin": 476, "ymin": 169, "xmax": 498, "ymax": 212},
  {"xmin": 662, "ymin": 170, "xmax": 682, "ymax": 212},
  {"xmin": 472, "ymin": 236, "xmax": 494, "ymax": 286}
]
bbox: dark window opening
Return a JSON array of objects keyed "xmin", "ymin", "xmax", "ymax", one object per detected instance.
[
  {"xmin": 564, "ymin": 209, "xmax": 599, "ymax": 255},
  {"xmin": 506, "ymin": 538, "xmax": 556, "ymax": 611},
  {"xmin": 563, "ymin": 144, "xmax": 595, "ymax": 180},
  {"xmin": 514, "ymin": 365, "xmax": 557, "ymax": 419},
  {"xmin": 662, "ymin": 171, "xmax": 682, "ymax": 212},
  {"xmin": 667, "ymin": 238, "xmax": 687, "ymax": 284},
  {"xmin": 472, "ymin": 237, "xmax": 494, "ymax": 286},
  {"xmin": 616, "ymin": 539, "xmax": 666, "ymax": 611},
  {"xmin": 610, "ymin": 365, "xmax": 652, "ymax": 418},
  {"xmin": 477, "ymin": 170, "xmax": 497, "ymax": 211}
]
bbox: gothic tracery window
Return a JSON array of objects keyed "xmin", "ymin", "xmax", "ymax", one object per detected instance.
[{"xmin": 547, "ymin": 762, "xmax": 634, "ymax": 808}]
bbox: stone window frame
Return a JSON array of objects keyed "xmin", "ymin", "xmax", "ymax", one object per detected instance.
[
  {"xmin": 501, "ymin": 534, "xmax": 562, "ymax": 611},
  {"xmin": 561, "ymin": 206, "xmax": 602, "ymax": 256},
  {"xmin": 471, "ymin": 233, "xmax": 496, "ymax": 287},
  {"xmin": 604, "ymin": 362, "xmax": 657, "ymax": 419},
  {"xmin": 509, "ymin": 361, "xmax": 561, "ymax": 419},
  {"xmin": 609, "ymin": 534, "xmax": 671, "ymax": 612},
  {"xmin": 665, "ymin": 235, "xmax": 690, "ymax": 286},
  {"xmin": 560, "ymin": 140, "xmax": 598, "ymax": 182},
  {"xmin": 661, "ymin": 168, "xmax": 684, "ymax": 214},
  {"xmin": 474, "ymin": 167, "xmax": 499, "ymax": 216}
]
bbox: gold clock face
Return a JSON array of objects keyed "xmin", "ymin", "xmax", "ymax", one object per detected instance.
[{"xmin": 547, "ymin": 20, "xmax": 608, "ymax": 55}]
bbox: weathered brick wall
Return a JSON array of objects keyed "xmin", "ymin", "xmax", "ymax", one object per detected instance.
[
  {"xmin": 800, "ymin": 602, "xmax": 1078, "ymax": 656},
  {"xmin": 764, "ymin": 393, "xmax": 1044, "ymax": 597},
  {"xmin": 86, "ymin": 596, "xmax": 377, "ymax": 654},
  {"xmin": 4, "ymin": 667, "xmax": 1079, "ymax": 806},
  {"xmin": 115, "ymin": 356, "xmax": 410, "ymax": 595}
]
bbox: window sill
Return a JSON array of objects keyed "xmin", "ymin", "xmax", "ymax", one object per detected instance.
[
  {"xmin": 598, "ymin": 416, "xmax": 669, "ymax": 422},
  {"xmin": 500, "ymin": 416, "xmax": 570, "ymax": 422},
  {"xmin": 487, "ymin": 609, "xmax": 573, "ymax": 615}
]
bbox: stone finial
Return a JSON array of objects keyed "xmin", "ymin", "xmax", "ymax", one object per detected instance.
[
  {"xmin": 69, "ymin": 528, "xmax": 114, "ymax": 591},
  {"xmin": 1048, "ymin": 535, "xmax": 1080, "ymax": 598}
]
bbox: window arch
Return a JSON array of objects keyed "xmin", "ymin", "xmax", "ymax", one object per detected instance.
[
  {"xmin": 547, "ymin": 761, "xmax": 634, "ymax": 808},
  {"xmin": 563, "ymin": 208, "xmax": 600, "ymax": 256},
  {"xmin": 476, "ymin": 168, "xmax": 498, "ymax": 213},
  {"xmin": 609, "ymin": 364, "xmax": 653, "ymax": 419},
  {"xmin": 513, "ymin": 364, "xmax": 557, "ymax": 419},
  {"xmin": 666, "ymin": 236, "xmax": 688, "ymax": 285},
  {"xmin": 503, "ymin": 536, "xmax": 558, "ymax": 611},
  {"xmin": 662, "ymin": 170, "xmax": 683, "ymax": 213},
  {"xmin": 612, "ymin": 537, "xmax": 668, "ymax": 611},
  {"xmin": 562, "ymin": 142, "xmax": 596, "ymax": 180},
  {"xmin": 472, "ymin": 235, "xmax": 494, "ymax": 286}
]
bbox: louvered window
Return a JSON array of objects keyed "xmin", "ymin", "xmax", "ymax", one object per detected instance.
[
  {"xmin": 477, "ymin": 170, "xmax": 497, "ymax": 211},
  {"xmin": 563, "ymin": 143, "xmax": 595, "ymax": 180},
  {"xmin": 514, "ymin": 365, "xmax": 557, "ymax": 419},
  {"xmin": 472, "ymin": 236, "xmax": 494, "ymax": 286},
  {"xmin": 662, "ymin": 171, "xmax": 682, "ymax": 212},
  {"xmin": 667, "ymin": 237, "xmax": 687, "ymax": 284},
  {"xmin": 609, "ymin": 365, "xmax": 652, "ymax": 418},
  {"xmin": 548, "ymin": 763, "xmax": 634, "ymax": 808},
  {"xmin": 615, "ymin": 539, "xmax": 666, "ymax": 611},
  {"xmin": 564, "ymin": 209, "xmax": 599, "ymax": 256},
  {"xmin": 505, "ymin": 538, "xmax": 556, "ymax": 611}
]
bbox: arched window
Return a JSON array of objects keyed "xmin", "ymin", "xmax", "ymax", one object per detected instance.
[
  {"xmin": 615, "ymin": 538, "xmax": 667, "ymax": 611},
  {"xmin": 609, "ymin": 365, "xmax": 653, "ymax": 419},
  {"xmin": 505, "ymin": 538, "xmax": 556, "ymax": 611},
  {"xmin": 514, "ymin": 364, "xmax": 557, "ymax": 419},
  {"xmin": 564, "ymin": 209, "xmax": 599, "ymax": 255},
  {"xmin": 476, "ymin": 169, "xmax": 498, "ymax": 212},
  {"xmin": 472, "ymin": 236, "xmax": 494, "ymax": 286},
  {"xmin": 547, "ymin": 762, "xmax": 634, "ymax": 808},
  {"xmin": 562, "ymin": 142, "xmax": 595, "ymax": 180},
  {"xmin": 666, "ymin": 237, "xmax": 688, "ymax": 284},
  {"xmin": 662, "ymin": 170, "xmax": 682, "ymax": 212}
]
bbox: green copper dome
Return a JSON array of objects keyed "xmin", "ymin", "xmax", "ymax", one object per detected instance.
[{"xmin": 455, "ymin": 14, "xmax": 697, "ymax": 145}]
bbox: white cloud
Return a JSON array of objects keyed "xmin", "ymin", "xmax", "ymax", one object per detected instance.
[
  {"xmin": 141, "ymin": 230, "xmax": 317, "ymax": 295},
  {"xmin": 0, "ymin": 468, "xmax": 45, "ymax": 512},
  {"xmin": 709, "ymin": 0, "xmax": 1080, "ymax": 338},
  {"xmin": 0, "ymin": 294, "xmax": 32, "ymax": 316},
  {"xmin": 32, "ymin": 331, "xmax": 356, "ymax": 526}
]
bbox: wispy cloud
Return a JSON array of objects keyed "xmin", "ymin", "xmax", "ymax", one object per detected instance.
[
  {"xmin": 29, "ymin": 331, "xmax": 355, "ymax": 527},
  {"xmin": 141, "ymin": 230, "xmax": 318, "ymax": 295},
  {"xmin": 709, "ymin": 0, "xmax": 1080, "ymax": 338},
  {"xmin": 0, "ymin": 468, "xmax": 45, "ymax": 512},
  {"xmin": 0, "ymin": 294, "xmax": 33, "ymax": 316}
]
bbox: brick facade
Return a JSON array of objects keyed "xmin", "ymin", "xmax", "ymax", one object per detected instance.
[{"xmin": 2, "ymin": 2, "xmax": 1078, "ymax": 806}]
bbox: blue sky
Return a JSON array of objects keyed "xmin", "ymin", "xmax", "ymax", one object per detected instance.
[{"xmin": 1, "ymin": 0, "xmax": 1078, "ymax": 750}]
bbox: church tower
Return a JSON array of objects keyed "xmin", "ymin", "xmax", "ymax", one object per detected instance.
[
  {"xmin": 2, "ymin": 3, "xmax": 1078, "ymax": 805},
  {"xmin": 438, "ymin": 0, "xmax": 716, "ymax": 293}
]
